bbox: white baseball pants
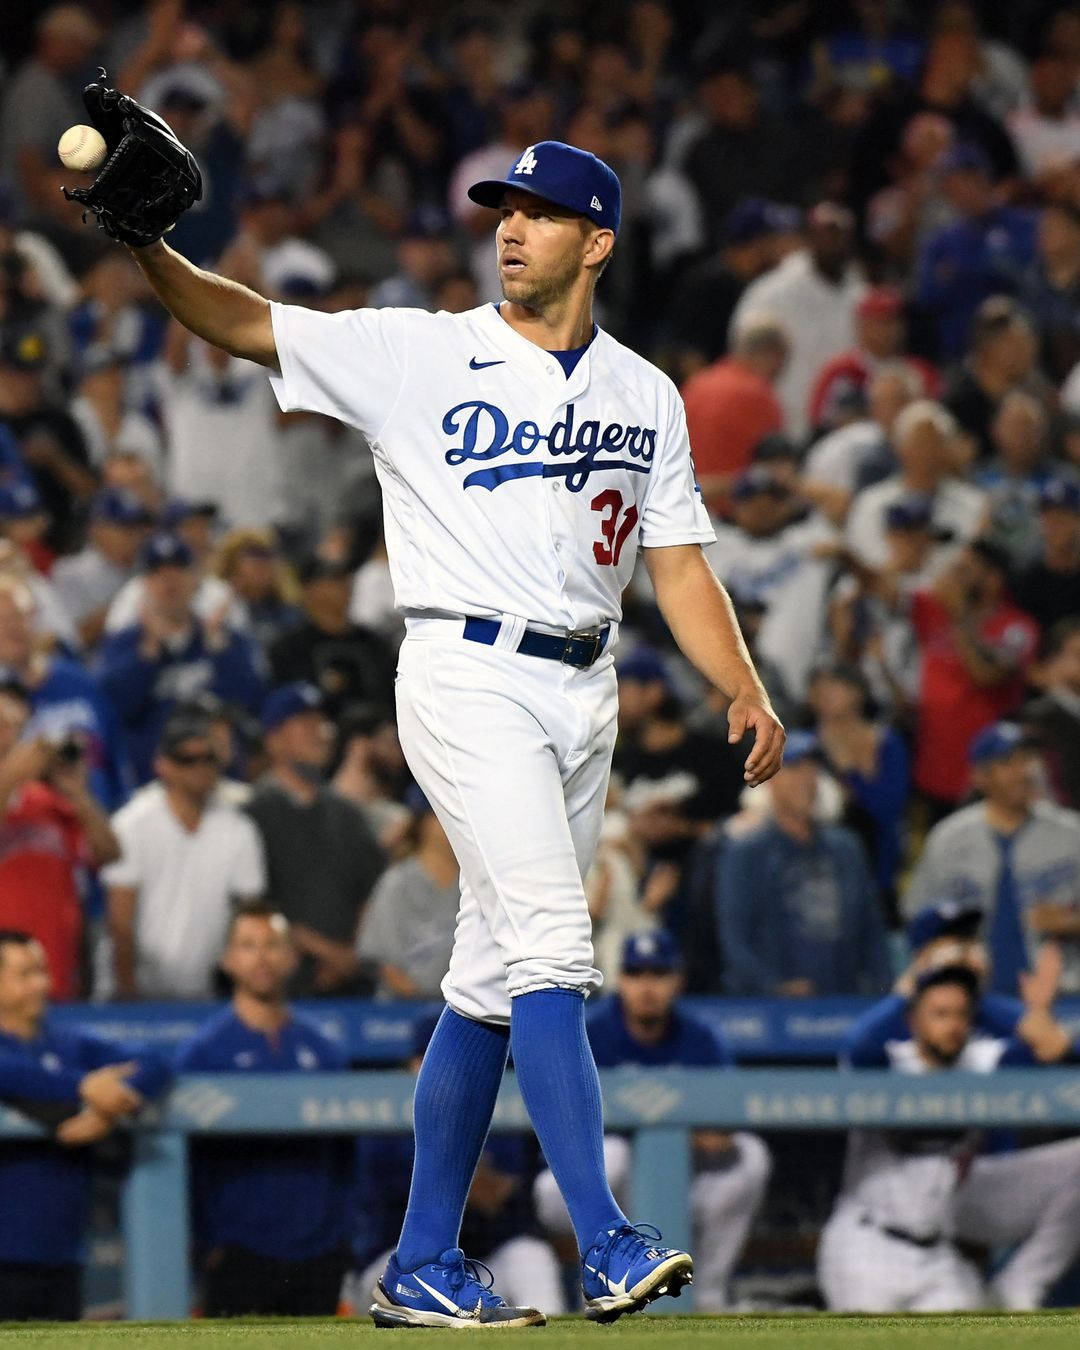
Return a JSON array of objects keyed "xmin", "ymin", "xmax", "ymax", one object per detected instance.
[{"xmin": 394, "ymin": 618, "xmax": 618, "ymax": 1024}]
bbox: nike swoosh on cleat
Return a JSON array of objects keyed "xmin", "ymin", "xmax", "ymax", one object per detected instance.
[
  {"xmin": 584, "ymin": 1264, "xmax": 631, "ymax": 1297},
  {"xmin": 413, "ymin": 1275, "xmax": 475, "ymax": 1316},
  {"xmin": 469, "ymin": 357, "xmax": 505, "ymax": 369}
]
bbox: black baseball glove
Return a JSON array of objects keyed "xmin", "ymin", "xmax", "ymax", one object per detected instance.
[{"xmin": 62, "ymin": 68, "xmax": 202, "ymax": 248}]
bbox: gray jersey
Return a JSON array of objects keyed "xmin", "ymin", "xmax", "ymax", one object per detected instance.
[
  {"xmin": 903, "ymin": 800, "xmax": 1080, "ymax": 989},
  {"xmin": 356, "ymin": 857, "xmax": 460, "ymax": 998},
  {"xmin": 52, "ymin": 548, "xmax": 131, "ymax": 627}
]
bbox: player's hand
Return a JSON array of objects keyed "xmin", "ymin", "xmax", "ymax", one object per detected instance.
[
  {"xmin": 57, "ymin": 1106, "xmax": 114, "ymax": 1147},
  {"xmin": 79, "ymin": 1064, "xmax": 143, "ymax": 1118},
  {"xmin": 728, "ymin": 694, "xmax": 785, "ymax": 786}
]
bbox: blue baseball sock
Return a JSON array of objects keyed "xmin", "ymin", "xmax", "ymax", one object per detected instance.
[
  {"xmin": 395, "ymin": 1006, "xmax": 509, "ymax": 1270},
  {"xmin": 510, "ymin": 988, "xmax": 625, "ymax": 1253}
]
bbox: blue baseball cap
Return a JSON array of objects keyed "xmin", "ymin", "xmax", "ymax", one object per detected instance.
[
  {"xmin": 261, "ymin": 682, "xmax": 325, "ymax": 733},
  {"xmin": 968, "ymin": 720, "xmax": 1035, "ymax": 766},
  {"xmin": 403, "ymin": 782, "xmax": 433, "ymax": 816},
  {"xmin": 731, "ymin": 466, "xmax": 789, "ymax": 501},
  {"xmin": 722, "ymin": 197, "xmax": 800, "ymax": 245},
  {"xmin": 467, "ymin": 140, "xmax": 621, "ymax": 235},
  {"xmin": 621, "ymin": 930, "xmax": 681, "ymax": 973},
  {"xmin": 885, "ymin": 495, "xmax": 934, "ymax": 531},
  {"xmin": 0, "ymin": 480, "xmax": 43, "ymax": 519},
  {"xmin": 782, "ymin": 729, "xmax": 823, "ymax": 767},
  {"xmin": 1039, "ymin": 476, "xmax": 1080, "ymax": 513},
  {"xmin": 939, "ymin": 141, "xmax": 992, "ymax": 177},
  {"xmin": 161, "ymin": 498, "xmax": 217, "ymax": 529},
  {"xmin": 140, "ymin": 531, "xmax": 194, "ymax": 572},
  {"xmin": 91, "ymin": 488, "xmax": 154, "ymax": 527},
  {"xmin": 907, "ymin": 901, "xmax": 983, "ymax": 953},
  {"xmin": 617, "ymin": 646, "xmax": 671, "ymax": 686}
]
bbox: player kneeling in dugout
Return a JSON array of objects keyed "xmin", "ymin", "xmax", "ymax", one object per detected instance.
[
  {"xmin": 534, "ymin": 932, "xmax": 771, "ymax": 1310},
  {"xmin": 819, "ymin": 950, "xmax": 1080, "ymax": 1312}
]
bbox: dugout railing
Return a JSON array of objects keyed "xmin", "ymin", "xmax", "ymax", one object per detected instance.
[{"xmin": 4, "ymin": 1066, "xmax": 1080, "ymax": 1318}]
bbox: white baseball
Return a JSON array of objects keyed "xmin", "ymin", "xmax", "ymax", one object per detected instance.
[{"xmin": 58, "ymin": 125, "xmax": 108, "ymax": 173}]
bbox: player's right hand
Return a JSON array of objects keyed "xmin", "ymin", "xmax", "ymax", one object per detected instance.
[
  {"xmin": 57, "ymin": 1106, "xmax": 114, "ymax": 1147},
  {"xmin": 728, "ymin": 694, "xmax": 785, "ymax": 787}
]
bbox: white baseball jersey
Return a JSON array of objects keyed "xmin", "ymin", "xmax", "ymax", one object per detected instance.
[{"xmin": 268, "ymin": 301, "xmax": 714, "ymax": 629}]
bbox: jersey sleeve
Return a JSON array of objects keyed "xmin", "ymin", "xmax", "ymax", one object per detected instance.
[
  {"xmin": 638, "ymin": 389, "xmax": 716, "ymax": 549},
  {"xmin": 268, "ymin": 302, "xmax": 409, "ymax": 439}
]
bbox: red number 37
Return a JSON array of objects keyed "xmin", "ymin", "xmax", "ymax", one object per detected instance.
[{"xmin": 591, "ymin": 489, "xmax": 639, "ymax": 566}]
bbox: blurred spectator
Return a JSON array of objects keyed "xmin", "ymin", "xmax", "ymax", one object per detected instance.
[
  {"xmin": 0, "ymin": 574, "xmax": 127, "ymax": 809},
  {"xmin": 97, "ymin": 533, "xmax": 265, "ymax": 785},
  {"xmin": 807, "ymin": 663, "xmax": 909, "ymax": 914},
  {"xmin": 681, "ymin": 315, "xmax": 787, "ymax": 513},
  {"xmin": 866, "ymin": 111, "xmax": 956, "ymax": 273},
  {"xmin": 348, "ymin": 529, "xmax": 402, "ymax": 651},
  {"xmin": 0, "ymin": 673, "xmax": 118, "ymax": 1000},
  {"xmin": 245, "ymin": 684, "xmax": 384, "ymax": 997},
  {"xmin": 846, "ymin": 400, "xmax": 985, "ymax": 569},
  {"xmin": 69, "ymin": 344, "xmax": 164, "ymax": 484},
  {"xmin": 105, "ymin": 499, "xmax": 243, "ymax": 637},
  {"xmin": 931, "ymin": 2, "xmax": 1029, "ymax": 120},
  {"xmin": 1007, "ymin": 48, "xmax": 1080, "ymax": 186},
  {"xmin": 1022, "ymin": 200, "xmax": 1080, "ymax": 386},
  {"xmin": 0, "ymin": 315, "xmax": 97, "ymax": 554},
  {"xmin": 706, "ymin": 466, "xmax": 838, "ymax": 699},
  {"xmin": 909, "ymin": 542, "xmax": 1039, "ymax": 814},
  {"xmin": 0, "ymin": 931, "xmax": 169, "ymax": 1321},
  {"xmin": 0, "ymin": 479, "xmax": 55, "ymax": 578},
  {"xmin": 103, "ymin": 711, "xmax": 266, "ymax": 999},
  {"xmin": 614, "ymin": 646, "xmax": 675, "ymax": 743},
  {"xmin": 368, "ymin": 208, "xmax": 458, "ymax": 311},
  {"xmin": 0, "ymin": 5, "xmax": 105, "ymax": 266},
  {"xmin": 718, "ymin": 732, "xmax": 892, "ymax": 996},
  {"xmin": 914, "ymin": 143, "xmax": 1038, "ymax": 362},
  {"xmin": 807, "ymin": 287, "xmax": 939, "ymax": 436},
  {"xmin": 268, "ymin": 555, "xmax": 395, "ymax": 717},
  {"xmin": 1024, "ymin": 618, "xmax": 1080, "ymax": 810},
  {"xmin": 730, "ymin": 202, "xmax": 866, "ymax": 437},
  {"xmin": 331, "ymin": 702, "xmax": 409, "ymax": 849},
  {"xmin": 905, "ymin": 721, "xmax": 1080, "ymax": 995},
  {"xmin": 535, "ymin": 931, "xmax": 771, "ymax": 1311},
  {"xmin": 1013, "ymin": 476, "xmax": 1080, "ymax": 632},
  {"xmin": 348, "ymin": 1014, "xmax": 564, "ymax": 1318},
  {"xmin": 174, "ymin": 905, "xmax": 352, "ymax": 1316},
  {"xmin": 158, "ymin": 325, "xmax": 286, "ymax": 530},
  {"xmin": 52, "ymin": 488, "xmax": 154, "ymax": 650},
  {"xmin": 944, "ymin": 296, "xmax": 1040, "ymax": 462},
  {"xmin": 356, "ymin": 786, "xmax": 458, "ymax": 999},
  {"xmin": 976, "ymin": 391, "xmax": 1054, "ymax": 565},
  {"xmin": 211, "ymin": 529, "xmax": 301, "ymax": 653},
  {"xmin": 802, "ymin": 362, "xmax": 921, "ymax": 527},
  {"xmin": 584, "ymin": 792, "xmax": 661, "ymax": 989},
  {"xmin": 243, "ymin": 3, "xmax": 328, "ymax": 199},
  {"xmin": 663, "ymin": 197, "xmax": 797, "ymax": 381},
  {"xmin": 821, "ymin": 959, "xmax": 1080, "ymax": 1312}
]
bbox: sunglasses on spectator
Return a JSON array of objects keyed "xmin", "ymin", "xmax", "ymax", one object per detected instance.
[{"xmin": 168, "ymin": 748, "xmax": 222, "ymax": 766}]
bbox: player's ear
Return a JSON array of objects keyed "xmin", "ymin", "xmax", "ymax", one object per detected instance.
[{"xmin": 585, "ymin": 228, "xmax": 615, "ymax": 270}]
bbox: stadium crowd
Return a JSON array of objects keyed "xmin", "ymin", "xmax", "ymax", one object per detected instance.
[{"xmin": 0, "ymin": 0, "xmax": 1079, "ymax": 1320}]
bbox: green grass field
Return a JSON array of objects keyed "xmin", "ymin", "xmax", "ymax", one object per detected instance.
[{"xmin": 1, "ymin": 1315, "xmax": 1078, "ymax": 1350}]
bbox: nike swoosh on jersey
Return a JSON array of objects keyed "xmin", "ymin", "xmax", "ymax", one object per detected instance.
[
  {"xmin": 584, "ymin": 1264, "xmax": 631, "ymax": 1297},
  {"xmin": 413, "ymin": 1275, "xmax": 480, "ymax": 1317},
  {"xmin": 469, "ymin": 357, "xmax": 506, "ymax": 369}
]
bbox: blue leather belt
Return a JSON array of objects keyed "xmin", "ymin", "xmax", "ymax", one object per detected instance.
[{"xmin": 463, "ymin": 617, "xmax": 610, "ymax": 669}]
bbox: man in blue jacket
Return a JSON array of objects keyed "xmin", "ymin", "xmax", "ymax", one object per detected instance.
[
  {"xmin": 174, "ymin": 904, "xmax": 353, "ymax": 1316},
  {"xmin": 718, "ymin": 732, "xmax": 892, "ymax": 996},
  {"xmin": 535, "ymin": 932, "xmax": 771, "ymax": 1310},
  {"xmin": 0, "ymin": 930, "xmax": 170, "ymax": 1320},
  {"xmin": 97, "ymin": 533, "xmax": 264, "ymax": 783}
]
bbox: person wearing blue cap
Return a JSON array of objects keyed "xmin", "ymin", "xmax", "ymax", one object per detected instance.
[
  {"xmin": 534, "ymin": 931, "xmax": 770, "ymax": 1311},
  {"xmin": 904, "ymin": 719, "xmax": 1080, "ymax": 997},
  {"xmin": 914, "ymin": 147, "xmax": 1037, "ymax": 361},
  {"xmin": 97, "ymin": 533, "xmax": 265, "ymax": 783},
  {"xmin": 1014, "ymin": 475, "xmax": 1080, "ymax": 632},
  {"xmin": 52, "ymin": 490, "xmax": 154, "ymax": 648},
  {"xmin": 116, "ymin": 100, "xmax": 786, "ymax": 1325}
]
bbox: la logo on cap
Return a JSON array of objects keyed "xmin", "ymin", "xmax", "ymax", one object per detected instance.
[{"xmin": 514, "ymin": 146, "xmax": 538, "ymax": 175}]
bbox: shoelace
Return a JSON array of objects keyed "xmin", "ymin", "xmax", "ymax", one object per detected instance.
[
  {"xmin": 444, "ymin": 1251, "xmax": 503, "ymax": 1308},
  {"xmin": 591, "ymin": 1222, "xmax": 665, "ymax": 1274}
]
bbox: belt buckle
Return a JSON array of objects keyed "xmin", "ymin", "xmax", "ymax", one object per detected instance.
[{"xmin": 563, "ymin": 627, "xmax": 603, "ymax": 668}]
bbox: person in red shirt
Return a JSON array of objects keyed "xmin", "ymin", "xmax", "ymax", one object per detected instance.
[
  {"xmin": 807, "ymin": 287, "xmax": 940, "ymax": 435},
  {"xmin": 0, "ymin": 674, "xmax": 119, "ymax": 999},
  {"xmin": 681, "ymin": 315, "xmax": 788, "ymax": 514},
  {"xmin": 910, "ymin": 539, "xmax": 1039, "ymax": 817}
]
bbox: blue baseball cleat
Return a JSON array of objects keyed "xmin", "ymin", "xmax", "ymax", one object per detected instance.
[
  {"xmin": 369, "ymin": 1247, "xmax": 546, "ymax": 1328},
  {"xmin": 581, "ymin": 1223, "xmax": 693, "ymax": 1322}
]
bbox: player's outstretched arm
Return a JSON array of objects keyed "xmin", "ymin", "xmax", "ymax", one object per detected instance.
[
  {"xmin": 644, "ymin": 543, "xmax": 785, "ymax": 786},
  {"xmin": 127, "ymin": 240, "xmax": 278, "ymax": 370}
]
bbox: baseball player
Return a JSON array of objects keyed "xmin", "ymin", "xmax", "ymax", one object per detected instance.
[
  {"xmin": 820, "ymin": 954, "xmax": 1080, "ymax": 1312},
  {"xmin": 84, "ymin": 113, "xmax": 785, "ymax": 1326}
]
